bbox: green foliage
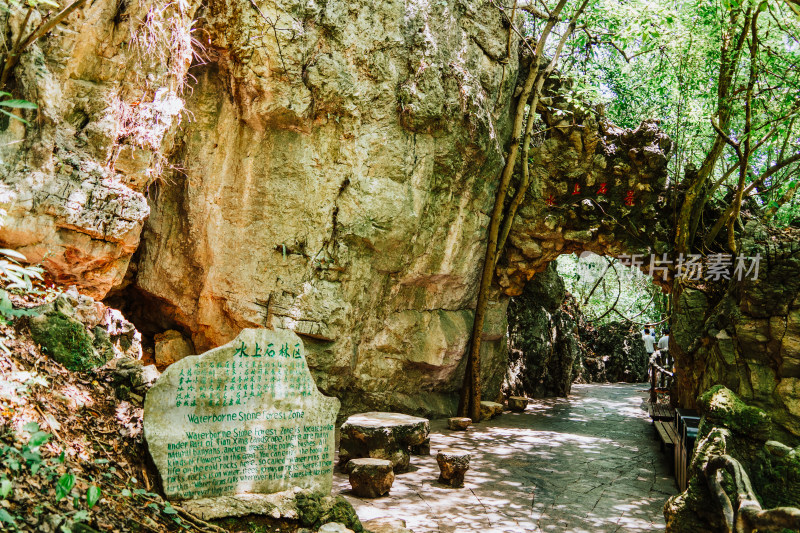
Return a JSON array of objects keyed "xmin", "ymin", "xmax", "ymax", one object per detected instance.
[
  {"xmin": 0, "ymin": 211, "xmax": 44, "ymax": 330},
  {"xmin": 0, "ymin": 419, "xmax": 113, "ymax": 531},
  {"xmin": 536, "ymin": 0, "xmax": 800, "ymax": 226},
  {"xmin": 55, "ymin": 473, "xmax": 75, "ymax": 501},
  {"xmin": 0, "ymin": 91, "xmax": 37, "ymax": 125},
  {"xmin": 85, "ymin": 486, "xmax": 100, "ymax": 508},
  {"xmin": 556, "ymin": 253, "xmax": 666, "ymax": 327}
]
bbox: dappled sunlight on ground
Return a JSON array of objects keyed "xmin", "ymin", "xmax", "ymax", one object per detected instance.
[{"xmin": 334, "ymin": 383, "xmax": 675, "ymax": 532}]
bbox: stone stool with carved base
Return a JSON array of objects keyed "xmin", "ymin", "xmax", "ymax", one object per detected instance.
[
  {"xmin": 436, "ymin": 449, "xmax": 471, "ymax": 488},
  {"xmin": 348, "ymin": 458, "xmax": 395, "ymax": 498}
]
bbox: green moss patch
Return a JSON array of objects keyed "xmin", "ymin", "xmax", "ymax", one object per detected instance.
[
  {"xmin": 29, "ymin": 312, "xmax": 108, "ymax": 372},
  {"xmin": 698, "ymin": 385, "xmax": 771, "ymax": 441}
]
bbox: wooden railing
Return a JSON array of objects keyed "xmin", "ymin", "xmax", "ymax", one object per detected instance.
[{"xmin": 648, "ymin": 350, "xmax": 674, "ymax": 403}]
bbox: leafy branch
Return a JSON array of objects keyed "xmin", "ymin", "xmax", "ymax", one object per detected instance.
[
  {"xmin": 459, "ymin": 0, "xmax": 591, "ymax": 421},
  {"xmin": 0, "ymin": 0, "xmax": 88, "ymax": 90}
]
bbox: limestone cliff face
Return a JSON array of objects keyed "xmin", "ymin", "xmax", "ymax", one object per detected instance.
[
  {"xmin": 0, "ymin": 0, "xmax": 198, "ymax": 297},
  {"xmin": 131, "ymin": 0, "xmax": 518, "ymax": 415}
]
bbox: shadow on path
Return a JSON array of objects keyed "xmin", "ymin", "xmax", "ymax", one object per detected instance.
[{"xmin": 334, "ymin": 383, "xmax": 676, "ymax": 533}]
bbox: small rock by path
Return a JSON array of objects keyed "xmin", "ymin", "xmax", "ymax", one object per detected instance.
[{"xmin": 334, "ymin": 383, "xmax": 675, "ymax": 532}]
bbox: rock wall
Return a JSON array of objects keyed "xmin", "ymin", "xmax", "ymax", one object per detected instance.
[
  {"xmin": 664, "ymin": 386, "xmax": 800, "ymax": 532},
  {"xmin": 503, "ymin": 263, "xmax": 583, "ymax": 398},
  {"xmin": 129, "ymin": 0, "xmax": 519, "ymax": 416},
  {"xmin": 672, "ymin": 222, "xmax": 800, "ymax": 441},
  {"xmin": 503, "ymin": 263, "xmax": 650, "ymax": 399},
  {"xmin": 580, "ymin": 322, "xmax": 649, "ymax": 384},
  {"xmin": 0, "ymin": 0, "xmax": 685, "ymax": 419}
]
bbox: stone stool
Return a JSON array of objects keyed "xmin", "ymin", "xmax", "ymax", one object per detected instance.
[
  {"xmin": 348, "ymin": 458, "xmax": 395, "ymax": 498},
  {"xmin": 436, "ymin": 449, "xmax": 471, "ymax": 488},
  {"xmin": 508, "ymin": 396, "xmax": 528, "ymax": 412},
  {"xmin": 447, "ymin": 417, "xmax": 472, "ymax": 430},
  {"xmin": 480, "ymin": 401, "xmax": 504, "ymax": 420}
]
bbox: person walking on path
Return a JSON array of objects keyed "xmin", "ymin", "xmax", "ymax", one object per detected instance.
[
  {"xmin": 642, "ymin": 328, "xmax": 656, "ymax": 355},
  {"xmin": 657, "ymin": 328, "xmax": 671, "ymax": 388},
  {"xmin": 644, "ymin": 328, "xmax": 657, "ymax": 402}
]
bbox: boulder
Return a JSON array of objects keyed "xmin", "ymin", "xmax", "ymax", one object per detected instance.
[
  {"xmin": 508, "ymin": 396, "xmax": 528, "ymax": 412},
  {"xmin": 447, "ymin": 417, "xmax": 472, "ymax": 431},
  {"xmin": 144, "ymin": 329, "xmax": 340, "ymax": 502},
  {"xmin": 319, "ymin": 524, "xmax": 354, "ymax": 533},
  {"xmin": 347, "ymin": 458, "xmax": 394, "ymax": 498},
  {"xmin": 697, "ymin": 385, "xmax": 771, "ymax": 442},
  {"xmin": 154, "ymin": 329, "xmax": 194, "ymax": 367},
  {"xmin": 295, "ymin": 493, "xmax": 364, "ymax": 533},
  {"xmin": 580, "ymin": 321, "xmax": 648, "ymax": 383},
  {"xmin": 436, "ymin": 449, "xmax": 471, "ymax": 488},
  {"xmin": 104, "ymin": 356, "xmax": 160, "ymax": 401},
  {"xmin": 480, "ymin": 401, "xmax": 504, "ymax": 420},
  {"xmin": 503, "ymin": 264, "xmax": 584, "ymax": 398}
]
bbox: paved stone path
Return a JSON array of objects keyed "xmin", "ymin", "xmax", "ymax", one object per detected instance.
[{"xmin": 334, "ymin": 383, "xmax": 676, "ymax": 532}]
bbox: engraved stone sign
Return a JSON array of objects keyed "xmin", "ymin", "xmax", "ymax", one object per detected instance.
[{"xmin": 144, "ymin": 328, "xmax": 340, "ymax": 502}]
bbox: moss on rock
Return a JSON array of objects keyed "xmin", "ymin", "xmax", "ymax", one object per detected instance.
[
  {"xmin": 697, "ymin": 385, "xmax": 771, "ymax": 441},
  {"xmin": 29, "ymin": 298, "xmax": 111, "ymax": 372},
  {"xmin": 295, "ymin": 493, "xmax": 363, "ymax": 532}
]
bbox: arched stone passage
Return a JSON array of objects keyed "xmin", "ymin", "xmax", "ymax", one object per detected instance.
[
  {"xmin": 494, "ymin": 93, "xmax": 800, "ymax": 440},
  {"xmin": 498, "ymin": 86, "xmax": 675, "ymax": 297}
]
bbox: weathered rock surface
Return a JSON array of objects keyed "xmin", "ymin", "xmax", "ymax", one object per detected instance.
[
  {"xmin": 503, "ymin": 263, "xmax": 583, "ymax": 398},
  {"xmin": 0, "ymin": 0, "xmax": 197, "ymax": 297},
  {"xmin": 347, "ymin": 458, "xmax": 394, "ymax": 498},
  {"xmin": 479, "ymin": 401, "xmax": 503, "ymax": 420},
  {"xmin": 664, "ymin": 386, "xmax": 800, "ymax": 532},
  {"xmin": 154, "ymin": 329, "xmax": 194, "ymax": 367},
  {"xmin": 339, "ymin": 412, "xmax": 429, "ymax": 473},
  {"xmin": 29, "ymin": 291, "xmax": 141, "ymax": 371},
  {"xmin": 120, "ymin": 0, "xmax": 518, "ymax": 420},
  {"xmin": 361, "ymin": 517, "xmax": 414, "ymax": 533},
  {"xmin": 508, "ymin": 396, "xmax": 528, "ymax": 412},
  {"xmin": 581, "ymin": 322, "xmax": 649, "ymax": 384},
  {"xmin": 104, "ymin": 356, "xmax": 160, "ymax": 402},
  {"xmin": 672, "ymin": 223, "xmax": 800, "ymax": 439},
  {"xmin": 500, "ymin": 80, "xmax": 673, "ymax": 295},
  {"xmin": 318, "ymin": 523, "xmax": 354, "ymax": 533},
  {"xmin": 447, "ymin": 417, "xmax": 471, "ymax": 431},
  {"xmin": 295, "ymin": 493, "xmax": 364, "ymax": 533},
  {"xmin": 1, "ymin": 0, "xmax": 688, "ymax": 424},
  {"xmin": 436, "ymin": 449, "xmax": 471, "ymax": 487},
  {"xmin": 144, "ymin": 328, "xmax": 340, "ymax": 503}
]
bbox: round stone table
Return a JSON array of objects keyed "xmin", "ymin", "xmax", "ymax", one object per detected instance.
[{"xmin": 339, "ymin": 412, "xmax": 430, "ymax": 473}]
